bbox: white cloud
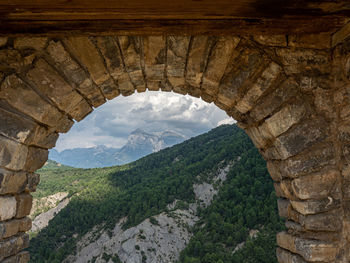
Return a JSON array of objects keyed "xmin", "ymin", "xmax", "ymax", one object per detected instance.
[
  {"xmin": 217, "ymin": 118, "xmax": 235, "ymax": 126},
  {"xmin": 54, "ymin": 91, "xmax": 234, "ymax": 151}
]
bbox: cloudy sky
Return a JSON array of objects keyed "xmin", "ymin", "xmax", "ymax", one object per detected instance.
[{"xmin": 55, "ymin": 91, "xmax": 235, "ymax": 151}]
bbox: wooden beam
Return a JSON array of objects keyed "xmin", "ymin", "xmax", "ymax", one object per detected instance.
[{"xmin": 0, "ymin": 0, "xmax": 349, "ymax": 35}]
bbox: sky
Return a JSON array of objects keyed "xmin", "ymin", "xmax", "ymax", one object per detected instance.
[{"xmin": 54, "ymin": 91, "xmax": 235, "ymax": 152}]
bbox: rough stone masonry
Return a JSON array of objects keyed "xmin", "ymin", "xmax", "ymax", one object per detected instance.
[{"xmin": 1, "ymin": 27, "xmax": 350, "ymax": 262}]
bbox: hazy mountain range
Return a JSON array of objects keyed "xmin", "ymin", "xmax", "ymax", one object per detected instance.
[{"xmin": 49, "ymin": 129, "xmax": 187, "ymax": 168}]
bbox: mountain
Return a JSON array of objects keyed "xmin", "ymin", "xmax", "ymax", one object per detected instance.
[
  {"xmin": 49, "ymin": 146, "xmax": 121, "ymax": 168},
  {"xmin": 29, "ymin": 125, "xmax": 283, "ymax": 263},
  {"xmin": 49, "ymin": 129, "xmax": 187, "ymax": 168}
]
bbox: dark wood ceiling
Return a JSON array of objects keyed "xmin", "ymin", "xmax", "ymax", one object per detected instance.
[{"xmin": 0, "ymin": 0, "xmax": 349, "ymax": 35}]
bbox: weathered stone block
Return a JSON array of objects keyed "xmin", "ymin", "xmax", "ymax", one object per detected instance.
[
  {"xmin": 274, "ymin": 180, "xmax": 296, "ymax": 200},
  {"xmin": 332, "ymin": 21, "xmax": 350, "ymax": 47},
  {"xmin": 0, "ymin": 217, "xmax": 31, "ymax": 239},
  {"xmin": 267, "ymin": 161, "xmax": 282, "ymax": 181},
  {"xmin": 167, "ymin": 36, "xmax": 190, "ymax": 90},
  {"xmin": 0, "ymin": 75, "xmax": 73, "ymax": 133},
  {"xmin": 0, "ymin": 169, "xmax": 27, "ymax": 195},
  {"xmin": 46, "ymin": 40, "xmax": 105, "ymax": 108},
  {"xmin": 299, "ymin": 209, "xmax": 342, "ymax": 232},
  {"xmin": 250, "ymin": 78, "xmax": 298, "ymax": 122},
  {"xmin": 276, "ymin": 247, "xmax": 307, "ymax": 263},
  {"xmin": 0, "ymin": 102, "xmax": 58, "ymax": 149},
  {"xmin": 117, "ymin": 73, "xmax": 135, "ymax": 94},
  {"xmin": 14, "ymin": 37, "xmax": 47, "ymax": 50},
  {"xmin": 0, "ymin": 135, "xmax": 28, "ymax": 171},
  {"xmin": 173, "ymin": 85, "xmax": 188, "ymax": 95},
  {"xmin": 31, "ymin": 127, "xmax": 58, "ymax": 149},
  {"xmin": 265, "ymin": 102, "xmax": 306, "ymax": 138},
  {"xmin": 291, "ymin": 170, "xmax": 339, "ymax": 200},
  {"xmin": 0, "ymin": 196, "xmax": 16, "ymax": 221},
  {"xmin": 285, "ymin": 221, "xmax": 303, "ymax": 233},
  {"xmin": 281, "ymin": 143, "xmax": 335, "ymax": 178},
  {"xmin": 273, "ymin": 118, "xmax": 327, "ymax": 160},
  {"xmin": 96, "ymin": 37, "xmax": 124, "ymax": 80},
  {"xmin": 0, "ymin": 50, "xmax": 24, "ymax": 72},
  {"xmin": 200, "ymin": 92, "xmax": 214, "ymax": 104},
  {"xmin": 289, "ymin": 33, "xmax": 331, "ymax": 49},
  {"xmin": 216, "ymin": 86, "xmax": 238, "ymax": 109},
  {"xmin": 15, "ymin": 194, "xmax": 32, "ymax": 219},
  {"xmin": 291, "ymin": 198, "xmax": 340, "ymax": 215},
  {"xmin": 25, "ymin": 173, "xmax": 40, "ymax": 192},
  {"xmin": 27, "ymin": 59, "xmax": 85, "ymax": 114},
  {"xmin": 277, "ymin": 232, "xmax": 338, "ymax": 262},
  {"xmin": 277, "ymin": 48, "xmax": 331, "ymax": 75},
  {"xmin": 0, "ymin": 233, "xmax": 29, "ymax": 261},
  {"xmin": 99, "ymin": 78, "xmax": 120, "ymax": 100},
  {"xmin": 64, "ymin": 37, "xmax": 110, "ymax": 85},
  {"xmin": 313, "ymin": 88, "xmax": 335, "ymax": 118},
  {"xmin": 218, "ymin": 47, "xmax": 266, "ymax": 108},
  {"xmin": 143, "ymin": 36, "xmax": 166, "ymax": 90},
  {"xmin": 245, "ymin": 125, "xmax": 273, "ymax": 149},
  {"xmin": 0, "ymin": 106, "xmax": 38, "ymax": 145},
  {"xmin": 277, "ymin": 232, "xmax": 297, "ymax": 254},
  {"xmin": 277, "ymin": 198, "xmax": 291, "ymax": 218},
  {"xmin": 186, "ymin": 36, "xmax": 214, "ymax": 88},
  {"xmin": 116, "ymin": 36, "xmax": 145, "ymax": 92},
  {"xmin": 187, "ymin": 86, "xmax": 201, "ymax": 98},
  {"xmin": 128, "ymin": 69, "xmax": 145, "ymax": 92},
  {"xmin": 295, "ymin": 237, "xmax": 338, "ymax": 262},
  {"xmin": 202, "ymin": 37, "xmax": 239, "ymax": 96},
  {"xmin": 235, "ymin": 62, "xmax": 282, "ymax": 114},
  {"xmin": 24, "ymin": 147, "xmax": 48, "ymax": 172},
  {"xmin": 2, "ymin": 251, "xmax": 30, "ymax": 263},
  {"xmin": 0, "ymin": 38, "xmax": 7, "ymax": 47},
  {"xmin": 68, "ymin": 99, "xmax": 92, "ymax": 122}
]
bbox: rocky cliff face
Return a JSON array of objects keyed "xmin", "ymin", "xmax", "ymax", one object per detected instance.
[{"xmin": 62, "ymin": 162, "xmax": 234, "ymax": 263}]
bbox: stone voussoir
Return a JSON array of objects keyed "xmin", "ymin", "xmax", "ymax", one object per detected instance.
[
  {"xmin": 46, "ymin": 40, "xmax": 106, "ymax": 107},
  {"xmin": 0, "ymin": 75, "xmax": 74, "ymax": 133},
  {"xmin": 264, "ymin": 102, "xmax": 307, "ymax": 138},
  {"xmin": 202, "ymin": 37, "xmax": 239, "ymax": 96},
  {"xmin": 271, "ymin": 118, "xmax": 328, "ymax": 160},
  {"xmin": 291, "ymin": 169, "xmax": 340, "ymax": 200},
  {"xmin": 26, "ymin": 58, "xmax": 91, "ymax": 120},
  {"xmin": 118, "ymin": 36, "xmax": 145, "ymax": 92},
  {"xmin": 235, "ymin": 61, "xmax": 282, "ymax": 114}
]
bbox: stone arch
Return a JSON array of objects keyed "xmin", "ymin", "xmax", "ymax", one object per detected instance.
[{"xmin": 0, "ymin": 35, "xmax": 349, "ymax": 262}]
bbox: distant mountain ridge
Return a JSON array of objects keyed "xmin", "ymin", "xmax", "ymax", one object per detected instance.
[{"xmin": 49, "ymin": 129, "xmax": 187, "ymax": 168}]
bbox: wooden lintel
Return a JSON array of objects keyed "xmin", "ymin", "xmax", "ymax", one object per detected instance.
[{"xmin": 0, "ymin": 0, "xmax": 349, "ymax": 36}]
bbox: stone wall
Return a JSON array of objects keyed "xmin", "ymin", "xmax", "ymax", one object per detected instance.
[{"xmin": 0, "ymin": 33, "xmax": 349, "ymax": 262}]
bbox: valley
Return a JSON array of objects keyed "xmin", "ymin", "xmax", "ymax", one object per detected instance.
[{"xmin": 29, "ymin": 125, "xmax": 283, "ymax": 263}]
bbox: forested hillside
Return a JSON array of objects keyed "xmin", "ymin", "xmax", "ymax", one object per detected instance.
[{"xmin": 29, "ymin": 125, "xmax": 283, "ymax": 263}]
